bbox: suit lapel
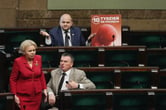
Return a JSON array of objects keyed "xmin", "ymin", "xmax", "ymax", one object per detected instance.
[
  {"xmin": 70, "ymin": 28, "xmax": 75, "ymax": 45},
  {"xmin": 69, "ymin": 68, "xmax": 75, "ymax": 81},
  {"xmin": 58, "ymin": 27, "xmax": 65, "ymax": 46},
  {"xmin": 21, "ymin": 56, "xmax": 32, "ymax": 70},
  {"xmin": 54, "ymin": 69, "xmax": 62, "ymax": 93},
  {"xmin": 32, "ymin": 56, "xmax": 39, "ymax": 70}
]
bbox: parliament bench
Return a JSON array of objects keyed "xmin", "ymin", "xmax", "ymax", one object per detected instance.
[
  {"xmin": 158, "ymin": 70, "xmax": 166, "ymax": 88},
  {"xmin": 122, "ymin": 31, "xmax": 166, "ymax": 48},
  {"xmin": 13, "ymin": 46, "xmax": 146, "ymax": 68},
  {"xmin": 0, "ymin": 92, "xmax": 15, "ymax": 110},
  {"xmin": 13, "ymin": 46, "xmax": 166, "ymax": 70},
  {"xmin": 59, "ymin": 89, "xmax": 166, "ymax": 110},
  {"xmin": 43, "ymin": 66, "xmax": 159, "ymax": 89},
  {"xmin": 146, "ymin": 48, "xmax": 166, "ymax": 69},
  {"xmin": 1, "ymin": 28, "xmax": 166, "ymax": 52},
  {"xmin": 0, "ymin": 28, "xmax": 44, "ymax": 53},
  {"xmin": 0, "ymin": 27, "xmax": 90, "ymax": 53}
]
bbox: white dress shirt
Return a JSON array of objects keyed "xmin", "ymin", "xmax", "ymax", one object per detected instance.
[
  {"xmin": 61, "ymin": 69, "xmax": 71, "ymax": 90},
  {"xmin": 62, "ymin": 29, "xmax": 72, "ymax": 46},
  {"xmin": 45, "ymin": 29, "xmax": 72, "ymax": 46}
]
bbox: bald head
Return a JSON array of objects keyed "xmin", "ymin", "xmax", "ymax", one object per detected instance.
[
  {"xmin": 59, "ymin": 14, "xmax": 73, "ymax": 30},
  {"xmin": 60, "ymin": 14, "xmax": 72, "ymax": 22}
]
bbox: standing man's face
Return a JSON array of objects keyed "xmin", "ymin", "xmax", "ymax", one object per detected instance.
[{"xmin": 59, "ymin": 14, "xmax": 73, "ymax": 31}]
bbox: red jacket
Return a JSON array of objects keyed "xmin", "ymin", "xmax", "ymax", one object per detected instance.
[{"xmin": 10, "ymin": 55, "xmax": 46, "ymax": 95}]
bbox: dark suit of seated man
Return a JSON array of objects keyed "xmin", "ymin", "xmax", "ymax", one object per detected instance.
[
  {"xmin": 40, "ymin": 13, "xmax": 85, "ymax": 46},
  {"xmin": 43, "ymin": 53, "xmax": 96, "ymax": 110}
]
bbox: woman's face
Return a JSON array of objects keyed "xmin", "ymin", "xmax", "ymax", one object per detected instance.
[{"xmin": 24, "ymin": 45, "xmax": 36, "ymax": 60}]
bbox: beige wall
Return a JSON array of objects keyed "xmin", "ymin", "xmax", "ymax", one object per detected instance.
[
  {"xmin": 0, "ymin": 0, "xmax": 17, "ymax": 27},
  {"xmin": 0, "ymin": 0, "xmax": 166, "ymax": 31}
]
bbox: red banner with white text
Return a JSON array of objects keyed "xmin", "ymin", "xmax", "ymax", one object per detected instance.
[{"xmin": 91, "ymin": 14, "xmax": 122, "ymax": 46}]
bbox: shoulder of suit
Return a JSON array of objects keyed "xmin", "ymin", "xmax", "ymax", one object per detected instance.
[
  {"xmin": 50, "ymin": 26, "xmax": 60, "ymax": 31},
  {"xmin": 51, "ymin": 68, "xmax": 61, "ymax": 75},
  {"xmin": 35, "ymin": 54, "xmax": 41, "ymax": 57},
  {"xmin": 71, "ymin": 26, "xmax": 81, "ymax": 31},
  {"xmin": 34, "ymin": 55, "xmax": 41, "ymax": 59},
  {"xmin": 15, "ymin": 55, "xmax": 26, "ymax": 62},
  {"xmin": 72, "ymin": 67, "xmax": 84, "ymax": 73}
]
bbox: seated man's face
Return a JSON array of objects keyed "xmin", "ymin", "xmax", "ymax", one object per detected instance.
[
  {"xmin": 60, "ymin": 14, "xmax": 73, "ymax": 31},
  {"xmin": 59, "ymin": 56, "xmax": 73, "ymax": 72}
]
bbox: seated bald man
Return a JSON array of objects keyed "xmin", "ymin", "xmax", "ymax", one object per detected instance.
[{"xmin": 40, "ymin": 13, "xmax": 86, "ymax": 46}]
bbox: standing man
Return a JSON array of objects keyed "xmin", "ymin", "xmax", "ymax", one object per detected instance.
[
  {"xmin": 40, "ymin": 13, "xmax": 85, "ymax": 46},
  {"xmin": 46, "ymin": 53, "xmax": 96, "ymax": 109}
]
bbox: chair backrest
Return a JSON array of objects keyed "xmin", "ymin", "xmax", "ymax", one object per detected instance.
[
  {"xmin": 2, "ymin": 29, "xmax": 41, "ymax": 53},
  {"xmin": 86, "ymin": 70, "xmax": 114, "ymax": 89},
  {"xmin": 120, "ymin": 71, "xmax": 153, "ymax": 88},
  {"xmin": 104, "ymin": 46, "xmax": 146, "ymax": 67},
  {"xmin": 37, "ymin": 50, "xmax": 59, "ymax": 68},
  {"xmin": 60, "ymin": 90, "xmax": 111, "ymax": 110},
  {"xmin": 113, "ymin": 92, "xmax": 149, "ymax": 110},
  {"xmin": 155, "ymin": 92, "xmax": 166, "ymax": 110},
  {"xmin": 122, "ymin": 31, "xmax": 166, "ymax": 48},
  {"xmin": 146, "ymin": 48, "xmax": 166, "ymax": 69},
  {"xmin": 0, "ymin": 51, "xmax": 8, "ymax": 92}
]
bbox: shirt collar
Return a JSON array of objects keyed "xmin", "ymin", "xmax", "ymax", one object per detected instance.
[
  {"xmin": 62, "ymin": 29, "xmax": 71, "ymax": 34},
  {"xmin": 61, "ymin": 68, "xmax": 72, "ymax": 76}
]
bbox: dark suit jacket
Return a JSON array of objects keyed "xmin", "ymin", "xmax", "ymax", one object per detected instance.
[
  {"xmin": 10, "ymin": 55, "xmax": 47, "ymax": 95},
  {"xmin": 48, "ymin": 26, "xmax": 85, "ymax": 46},
  {"xmin": 47, "ymin": 68, "xmax": 96, "ymax": 95}
]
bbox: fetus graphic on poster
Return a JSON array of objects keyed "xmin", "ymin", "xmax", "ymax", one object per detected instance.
[{"xmin": 91, "ymin": 15, "xmax": 121, "ymax": 46}]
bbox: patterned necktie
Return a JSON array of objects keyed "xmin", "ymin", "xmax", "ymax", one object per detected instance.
[
  {"xmin": 64, "ymin": 30, "xmax": 69, "ymax": 46},
  {"xmin": 58, "ymin": 73, "xmax": 66, "ymax": 95}
]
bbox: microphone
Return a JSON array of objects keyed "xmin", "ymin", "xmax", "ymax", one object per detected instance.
[
  {"xmin": 121, "ymin": 61, "xmax": 130, "ymax": 67},
  {"xmin": 112, "ymin": 35, "xmax": 115, "ymax": 39},
  {"xmin": 112, "ymin": 35, "xmax": 115, "ymax": 46}
]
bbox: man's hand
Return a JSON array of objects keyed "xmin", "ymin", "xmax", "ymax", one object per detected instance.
[
  {"xmin": 66, "ymin": 81, "xmax": 79, "ymax": 89},
  {"xmin": 48, "ymin": 94, "xmax": 56, "ymax": 106},
  {"xmin": 43, "ymin": 89, "xmax": 47, "ymax": 102},
  {"xmin": 40, "ymin": 31, "xmax": 50, "ymax": 38},
  {"xmin": 87, "ymin": 33, "xmax": 96, "ymax": 41}
]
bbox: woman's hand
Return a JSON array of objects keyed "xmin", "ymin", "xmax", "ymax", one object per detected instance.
[{"xmin": 14, "ymin": 95, "xmax": 20, "ymax": 108}]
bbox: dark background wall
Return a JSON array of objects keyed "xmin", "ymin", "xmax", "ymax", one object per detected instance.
[{"xmin": 0, "ymin": 0, "xmax": 166, "ymax": 30}]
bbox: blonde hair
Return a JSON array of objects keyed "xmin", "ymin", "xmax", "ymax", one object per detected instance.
[{"xmin": 19, "ymin": 40, "xmax": 37, "ymax": 54}]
